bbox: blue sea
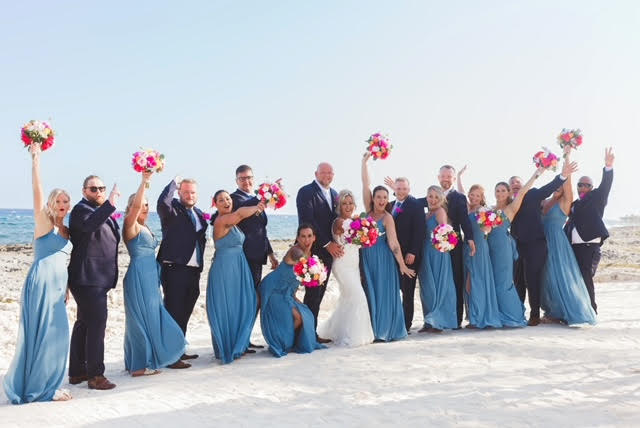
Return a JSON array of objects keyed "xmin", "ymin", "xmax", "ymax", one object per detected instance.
[{"xmin": 0, "ymin": 208, "xmax": 299, "ymax": 245}]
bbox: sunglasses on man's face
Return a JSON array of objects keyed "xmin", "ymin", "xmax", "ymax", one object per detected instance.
[
  {"xmin": 577, "ymin": 183, "xmax": 592, "ymax": 188},
  {"xmin": 85, "ymin": 186, "xmax": 107, "ymax": 193}
]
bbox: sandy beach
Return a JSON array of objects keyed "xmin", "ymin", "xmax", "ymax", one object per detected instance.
[{"xmin": 1, "ymin": 226, "xmax": 639, "ymax": 427}]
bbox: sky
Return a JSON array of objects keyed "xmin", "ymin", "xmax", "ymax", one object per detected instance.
[{"xmin": 1, "ymin": 1, "xmax": 638, "ymax": 218}]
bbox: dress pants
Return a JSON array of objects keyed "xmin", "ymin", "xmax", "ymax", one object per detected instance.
[
  {"xmin": 400, "ymin": 260, "xmax": 419, "ymax": 331},
  {"xmin": 69, "ymin": 286, "xmax": 109, "ymax": 378},
  {"xmin": 572, "ymin": 243, "xmax": 600, "ymax": 313},
  {"xmin": 449, "ymin": 245, "xmax": 465, "ymax": 327},
  {"xmin": 161, "ymin": 263, "xmax": 201, "ymax": 335},
  {"xmin": 516, "ymin": 239, "xmax": 548, "ymax": 319}
]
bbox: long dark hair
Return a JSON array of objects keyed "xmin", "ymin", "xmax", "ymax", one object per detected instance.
[
  {"xmin": 294, "ymin": 222, "xmax": 319, "ymax": 255},
  {"xmin": 371, "ymin": 185, "xmax": 392, "ymax": 213},
  {"xmin": 209, "ymin": 189, "xmax": 229, "ymax": 225},
  {"xmin": 495, "ymin": 182, "xmax": 513, "ymax": 205}
]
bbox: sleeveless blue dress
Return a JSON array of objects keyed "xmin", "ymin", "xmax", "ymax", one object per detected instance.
[
  {"xmin": 487, "ymin": 217, "xmax": 527, "ymax": 327},
  {"xmin": 206, "ymin": 226, "xmax": 257, "ymax": 364},
  {"xmin": 418, "ymin": 216, "xmax": 458, "ymax": 330},
  {"xmin": 464, "ymin": 212, "xmax": 502, "ymax": 328},
  {"xmin": 361, "ymin": 221, "xmax": 408, "ymax": 341},
  {"xmin": 123, "ymin": 228, "xmax": 185, "ymax": 372},
  {"xmin": 259, "ymin": 263, "xmax": 326, "ymax": 357},
  {"xmin": 3, "ymin": 228, "xmax": 71, "ymax": 404},
  {"xmin": 541, "ymin": 204, "xmax": 597, "ymax": 325}
]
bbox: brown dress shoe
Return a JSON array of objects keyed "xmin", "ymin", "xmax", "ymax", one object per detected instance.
[
  {"xmin": 528, "ymin": 316, "xmax": 541, "ymax": 326},
  {"xmin": 69, "ymin": 375, "xmax": 89, "ymax": 385},
  {"xmin": 180, "ymin": 353, "xmax": 199, "ymax": 360},
  {"xmin": 88, "ymin": 376, "xmax": 116, "ymax": 390},
  {"xmin": 317, "ymin": 337, "xmax": 332, "ymax": 344},
  {"xmin": 168, "ymin": 360, "xmax": 191, "ymax": 369}
]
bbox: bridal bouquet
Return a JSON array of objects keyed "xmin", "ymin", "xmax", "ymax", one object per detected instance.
[
  {"xmin": 557, "ymin": 128, "xmax": 583, "ymax": 151},
  {"xmin": 132, "ymin": 148, "xmax": 166, "ymax": 173},
  {"xmin": 432, "ymin": 224, "xmax": 459, "ymax": 252},
  {"xmin": 21, "ymin": 120, "xmax": 55, "ymax": 151},
  {"xmin": 255, "ymin": 182, "xmax": 287, "ymax": 209},
  {"xmin": 366, "ymin": 132, "xmax": 392, "ymax": 160},
  {"xmin": 533, "ymin": 147, "xmax": 559, "ymax": 171},
  {"xmin": 475, "ymin": 208, "xmax": 504, "ymax": 237},
  {"xmin": 293, "ymin": 255, "xmax": 328, "ymax": 288},
  {"xmin": 342, "ymin": 213, "xmax": 380, "ymax": 248}
]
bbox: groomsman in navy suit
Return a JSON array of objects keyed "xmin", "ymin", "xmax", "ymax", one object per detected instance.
[
  {"xmin": 510, "ymin": 160, "xmax": 573, "ymax": 325},
  {"xmin": 564, "ymin": 148, "xmax": 615, "ymax": 313},
  {"xmin": 68, "ymin": 175, "xmax": 120, "ymax": 390},
  {"xmin": 230, "ymin": 165, "xmax": 279, "ymax": 286},
  {"xmin": 157, "ymin": 177, "xmax": 208, "ymax": 360},
  {"xmin": 388, "ymin": 178, "xmax": 426, "ymax": 333},
  {"xmin": 296, "ymin": 162, "xmax": 341, "ymax": 343}
]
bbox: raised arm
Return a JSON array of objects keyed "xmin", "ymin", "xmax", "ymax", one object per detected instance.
[
  {"xmin": 504, "ymin": 167, "xmax": 546, "ymax": 220},
  {"xmin": 383, "ymin": 214, "xmax": 416, "ymax": 278},
  {"xmin": 31, "ymin": 145, "xmax": 52, "ymax": 238},
  {"xmin": 457, "ymin": 165, "xmax": 467, "ymax": 195},
  {"xmin": 213, "ymin": 202, "xmax": 266, "ymax": 239},
  {"xmin": 70, "ymin": 199, "xmax": 116, "ymax": 236},
  {"xmin": 157, "ymin": 177, "xmax": 179, "ymax": 221},
  {"xmin": 123, "ymin": 171, "xmax": 152, "ymax": 241},
  {"xmin": 361, "ymin": 153, "xmax": 373, "ymax": 212},
  {"xmin": 597, "ymin": 147, "xmax": 615, "ymax": 203},
  {"xmin": 559, "ymin": 147, "xmax": 576, "ymax": 214}
]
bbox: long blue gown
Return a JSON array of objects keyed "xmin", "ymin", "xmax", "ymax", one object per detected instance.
[
  {"xmin": 259, "ymin": 263, "xmax": 326, "ymax": 357},
  {"xmin": 487, "ymin": 216, "xmax": 527, "ymax": 327},
  {"xmin": 123, "ymin": 227, "xmax": 185, "ymax": 372},
  {"xmin": 418, "ymin": 216, "xmax": 458, "ymax": 330},
  {"xmin": 206, "ymin": 226, "xmax": 257, "ymax": 364},
  {"xmin": 464, "ymin": 212, "xmax": 502, "ymax": 328},
  {"xmin": 361, "ymin": 221, "xmax": 408, "ymax": 341},
  {"xmin": 3, "ymin": 228, "xmax": 71, "ymax": 404},
  {"xmin": 541, "ymin": 204, "xmax": 597, "ymax": 325}
]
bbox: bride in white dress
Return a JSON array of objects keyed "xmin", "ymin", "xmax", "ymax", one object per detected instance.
[{"xmin": 318, "ymin": 190, "xmax": 374, "ymax": 347}]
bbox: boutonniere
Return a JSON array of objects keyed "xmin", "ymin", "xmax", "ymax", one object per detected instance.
[
  {"xmin": 202, "ymin": 213, "xmax": 212, "ymax": 221},
  {"xmin": 111, "ymin": 212, "xmax": 123, "ymax": 221},
  {"xmin": 396, "ymin": 207, "xmax": 404, "ymax": 214}
]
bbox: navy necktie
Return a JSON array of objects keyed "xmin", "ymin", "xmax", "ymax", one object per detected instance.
[{"xmin": 188, "ymin": 209, "xmax": 203, "ymax": 266}]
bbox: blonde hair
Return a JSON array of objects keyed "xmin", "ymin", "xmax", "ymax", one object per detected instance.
[
  {"xmin": 468, "ymin": 184, "xmax": 487, "ymax": 207},
  {"xmin": 427, "ymin": 185, "xmax": 448, "ymax": 212},
  {"xmin": 125, "ymin": 193, "xmax": 148, "ymax": 217},
  {"xmin": 336, "ymin": 189, "xmax": 356, "ymax": 216},
  {"xmin": 45, "ymin": 189, "xmax": 71, "ymax": 221}
]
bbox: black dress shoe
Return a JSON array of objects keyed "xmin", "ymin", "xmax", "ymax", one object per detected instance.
[
  {"xmin": 528, "ymin": 316, "xmax": 541, "ymax": 326},
  {"xmin": 180, "ymin": 353, "xmax": 199, "ymax": 360},
  {"xmin": 249, "ymin": 342, "xmax": 264, "ymax": 349}
]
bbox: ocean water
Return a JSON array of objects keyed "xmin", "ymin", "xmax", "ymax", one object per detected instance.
[{"xmin": 0, "ymin": 208, "xmax": 299, "ymax": 245}]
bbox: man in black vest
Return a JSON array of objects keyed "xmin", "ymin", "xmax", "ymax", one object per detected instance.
[
  {"xmin": 564, "ymin": 148, "xmax": 614, "ymax": 313},
  {"xmin": 157, "ymin": 177, "xmax": 208, "ymax": 360},
  {"xmin": 510, "ymin": 160, "xmax": 574, "ymax": 325},
  {"xmin": 68, "ymin": 175, "xmax": 120, "ymax": 390},
  {"xmin": 296, "ymin": 162, "xmax": 341, "ymax": 343}
]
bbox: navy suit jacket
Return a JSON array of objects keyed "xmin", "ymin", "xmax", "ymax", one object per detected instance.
[
  {"xmin": 511, "ymin": 174, "xmax": 565, "ymax": 244},
  {"xmin": 231, "ymin": 189, "xmax": 273, "ymax": 264},
  {"xmin": 391, "ymin": 196, "xmax": 426, "ymax": 260},
  {"xmin": 156, "ymin": 180, "xmax": 208, "ymax": 271},
  {"xmin": 296, "ymin": 181, "xmax": 338, "ymax": 263},
  {"xmin": 68, "ymin": 199, "xmax": 120, "ymax": 289},
  {"xmin": 564, "ymin": 168, "xmax": 613, "ymax": 244},
  {"xmin": 417, "ymin": 190, "xmax": 474, "ymax": 242}
]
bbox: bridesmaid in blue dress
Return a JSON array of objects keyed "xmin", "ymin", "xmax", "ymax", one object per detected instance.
[
  {"xmin": 122, "ymin": 172, "xmax": 188, "ymax": 376},
  {"xmin": 487, "ymin": 167, "xmax": 546, "ymax": 327},
  {"xmin": 360, "ymin": 154, "xmax": 415, "ymax": 342},
  {"xmin": 3, "ymin": 144, "xmax": 73, "ymax": 403},
  {"xmin": 463, "ymin": 185, "xmax": 502, "ymax": 329},
  {"xmin": 417, "ymin": 186, "xmax": 458, "ymax": 332},
  {"xmin": 541, "ymin": 150, "xmax": 596, "ymax": 325},
  {"xmin": 260, "ymin": 224, "xmax": 327, "ymax": 357},
  {"xmin": 207, "ymin": 190, "xmax": 264, "ymax": 364}
]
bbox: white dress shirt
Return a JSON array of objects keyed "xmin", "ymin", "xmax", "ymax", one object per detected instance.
[{"xmin": 186, "ymin": 208, "xmax": 203, "ymax": 267}]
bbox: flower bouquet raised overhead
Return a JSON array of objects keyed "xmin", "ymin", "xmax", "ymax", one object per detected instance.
[
  {"xmin": 533, "ymin": 147, "xmax": 559, "ymax": 171},
  {"xmin": 342, "ymin": 213, "xmax": 381, "ymax": 248},
  {"xmin": 21, "ymin": 120, "xmax": 55, "ymax": 151},
  {"xmin": 293, "ymin": 255, "xmax": 328, "ymax": 288},
  {"xmin": 132, "ymin": 148, "xmax": 165, "ymax": 187},
  {"xmin": 557, "ymin": 128, "xmax": 583, "ymax": 154},
  {"xmin": 366, "ymin": 132, "xmax": 392, "ymax": 160}
]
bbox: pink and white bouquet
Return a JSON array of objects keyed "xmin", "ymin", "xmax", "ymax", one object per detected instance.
[
  {"xmin": 533, "ymin": 147, "xmax": 559, "ymax": 171},
  {"xmin": 293, "ymin": 255, "xmax": 328, "ymax": 288},
  {"xmin": 255, "ymin": 182, "xmax": 287, "ymax": 210},
  {"xmin": 21, "ymin": 120, "xmax": 55, "ymax": 151},
  {"xmin": 132, "ymin": 148, "xmax": 165, "ymax": 173},
  {"xmin": 366, "ymin": 132, "xmax": 392, "ymax": 160},
  {"xmin": 342, "ymin": 213, "xmax": 380, "ymax": 248},
  {"xmin": 557, "ymin": 128, "xmax": 583, "ymax": 152},
  {"xmin": 475, "ymin": 208, "xmax": 505, "ymax": 237},
  {"xmin": 432, "ymin": 223, "xmax": 459, "ymax": 252}
]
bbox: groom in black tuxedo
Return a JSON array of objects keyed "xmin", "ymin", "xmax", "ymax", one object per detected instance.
[
  {"xmin": 157, "ymin": 177, "xmax": 208, "ymax": 361},
  {"xmin": 68, "ymin": 175, "xmax": 120, "ymax": 390},
  {"xmin": 564, "ymin": 148, "xmax": 614, "ymax": 313},
  {"xmin": 388, "ymin": 177, "xmax": 426, "ymax": 333},
  {"xmin": 510, "ymin": 160, "xmax": 572, "ymax": 325},
  {"xmin": 296, "ymin": 162, "xmax": 341, "ymax": 343}
]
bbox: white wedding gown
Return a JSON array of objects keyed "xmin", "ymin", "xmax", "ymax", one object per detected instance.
[{"xmin": 318, "ymin": 232, "xmax": 374, "ymax": 347}]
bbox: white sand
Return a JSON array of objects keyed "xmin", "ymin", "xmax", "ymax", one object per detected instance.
[{"xmin": 1, "ymin": 240, "xmax": 639, "ymax": 426}]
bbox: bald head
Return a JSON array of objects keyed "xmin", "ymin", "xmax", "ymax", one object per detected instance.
[{"xmin": 315, "ymin": 162, "xmax": 334, "ymax": 188}]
